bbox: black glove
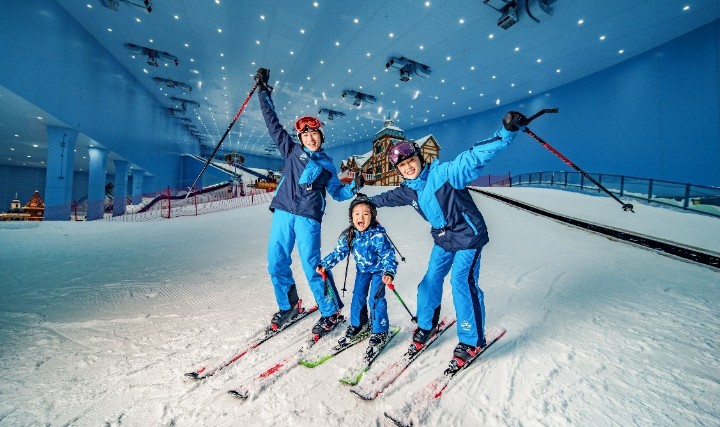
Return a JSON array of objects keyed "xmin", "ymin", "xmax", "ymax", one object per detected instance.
[
  {"xmin": 503, "ymin": 111, "xmax": 527, "ymax": 132},
  {"xmin": 353, "ymin": 173, "xmax": 365, "ymax": 191},
  {"xmin": 254, "ymin": 68, "xmax": 272, "ymax": 91}
]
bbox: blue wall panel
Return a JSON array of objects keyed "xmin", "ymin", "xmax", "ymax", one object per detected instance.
[{"xmin": 329, "ymin": 20, "xmax": 720, "ymax": 187}]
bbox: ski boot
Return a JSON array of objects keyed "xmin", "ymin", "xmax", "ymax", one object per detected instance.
[
  {"xmin": 338, "ymin": 323, "xmax": 369, "ymax": 346},
  {"xmin": 268, "ymin": 299, "xmax": 303, "ymax": 333},
  {"xmin": 448, "ymin": 340, "xmax": 486, "ymax": 372},
  {"xmin": 365, "ymin": 331, "xmax": 389, "ymax": 361},
  {"xmin": 312, "ymin": 311, "xmax": 342, "ymax": 341}
]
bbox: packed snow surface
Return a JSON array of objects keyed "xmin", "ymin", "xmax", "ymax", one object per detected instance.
[{"xmin": 1, "ymin": 187, "xmax": 718, "ymax": 426}]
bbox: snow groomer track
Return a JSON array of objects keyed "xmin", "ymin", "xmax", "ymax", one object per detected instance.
[{"xmin": 472, "ymin": 188, "xmax": 720, "ymax": 271}]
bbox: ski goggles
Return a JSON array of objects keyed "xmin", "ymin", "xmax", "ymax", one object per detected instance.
[
  {"xmin": 387, "ymin": 141, "xmax": 419, "ymax": 165},
  {"xmin": 294, "ymin": 116, "xmax": 322, "ymax": 133}
]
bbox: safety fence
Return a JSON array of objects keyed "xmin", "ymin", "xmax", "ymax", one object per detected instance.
[
  {"xmin": 492, "ymin": 171, "xmax": 720, "ymax": 218},
  {"xmin": 105, "ymin": 182, "xmax": 273, "ymax": 221}
]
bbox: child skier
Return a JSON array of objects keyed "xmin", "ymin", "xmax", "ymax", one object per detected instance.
[
  {"xmin": 254, "ymin": 67, "xmax": 363, "ymax": 338},
  {"xmin": 316, "ymin": 195, "xmax": 398, "ymax": 354},
  {"xmin": 369, "ymin": 111, "xmax": 526, "ymax": 366}
]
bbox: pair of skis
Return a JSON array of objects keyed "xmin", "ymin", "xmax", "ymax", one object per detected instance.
[
  {"xmin": 184, "ymin": 303, "xmax": 318, "ymax": 380},
  {"xmin": 382, "ymin": 326, "xmax": 506, "ymax": 426}
]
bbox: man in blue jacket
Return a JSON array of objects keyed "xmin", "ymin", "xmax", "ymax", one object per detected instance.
[
  {"xmin": 370, "ymin": 111, "xmax": 525, "ymax": 365},
  {"xmin": 254, "ymin": 68, "xmax": 362, "ymax": 338}
]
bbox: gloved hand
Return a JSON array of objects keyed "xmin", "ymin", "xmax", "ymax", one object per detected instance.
[
  {"xmin": 353, "ymin": 173, "xmax": 365, "ymax": 191},
  {"xmin": 503, "ymin": 111, "xmax": 527, "ymax": 132},
  {"xmin": 254, "ymin": 67, "xmax": 272, "ymax": 91}
]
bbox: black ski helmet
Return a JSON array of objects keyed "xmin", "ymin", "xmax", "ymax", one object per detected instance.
[{"xmin": 348, "ymin": 193, "xmax": 377, "ymax": 225}]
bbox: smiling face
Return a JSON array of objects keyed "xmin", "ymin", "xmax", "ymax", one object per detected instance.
[
  {"xmin": 351, "ymin": 203, "xmax": 373, "ymax": 232},
  {"xmin": 396, "ymin": 155, "xmax": 423, "ymax": 180},
  {"xmin": 300, "ymin": 130, "xmax": 322, "ymax": 152}
]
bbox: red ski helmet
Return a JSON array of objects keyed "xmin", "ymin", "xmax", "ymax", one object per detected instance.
[{"xmin": 294, "ymin": 116, "xmax": 324, "ymax": 144}]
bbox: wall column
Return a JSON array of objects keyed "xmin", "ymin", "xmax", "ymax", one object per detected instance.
[
  {"xmin": 44, "ymin": 126, "xmax": 77, "ymax": 221},
  {"xmin": 112, "ymin": 160, "xmax": 129, "ymax": 216},
  {"xmin": 131, "ymin": 169, "xmax": 145, "ymax": 205},
  {"xmin": 87, "ymin": 147, "xmax": 108, "ymax": 221}
]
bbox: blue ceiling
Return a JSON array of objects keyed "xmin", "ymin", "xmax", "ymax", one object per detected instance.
[{"xmin": 2, "ymin": 0, "xmax": 720, "ymax": 175}]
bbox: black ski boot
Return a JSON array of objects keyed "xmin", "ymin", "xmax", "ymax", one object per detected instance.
[
  {"xmin": 312, "ymin": 312, "xmax": 341, "ymax": 340},
  {"xmin": 365, "ymin": 331, "xmax": 389, "ymax": 361},
  {"xmin": 269, "ymin": 299, "xmax": 302, "ymax": 332},
  {"xmin": 408, "ymin": 305, "xmax": 441, "ymax": 355},
  {"xmin": 345, "ymin": 323, "xmax": 369, "ymax": 339}
]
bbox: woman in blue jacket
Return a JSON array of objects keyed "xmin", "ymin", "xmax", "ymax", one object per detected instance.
[
  {"xmin": 254, "ymin": 68, "xmax": 362, "ymax": 337},
  {"xmin": 370, "ymin": 111, "xmax": 525, "ymax": 366}
]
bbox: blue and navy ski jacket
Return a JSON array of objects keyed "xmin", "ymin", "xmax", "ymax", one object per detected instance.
[
  {"xmin": 258, "ymin": 88, "xmax": 357, "ymax": 222},
  {"xmin": 371, "ymin": 128, "xmax": 518, "ymax": 252},
  {"xmin": 320, "ymin": 223, "xmax": 398, "ymax": 278}
]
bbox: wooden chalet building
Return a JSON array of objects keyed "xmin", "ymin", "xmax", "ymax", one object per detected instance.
[{"xmin": 339, "ymin": 117, "xmax": 440, "ymax": 186}]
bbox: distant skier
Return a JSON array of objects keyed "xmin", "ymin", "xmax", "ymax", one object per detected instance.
[
  {"xmin": 369, "ymin": 111, "xmax": 526, "ymax": 365},
  {"xmin": 316, "ymin": 195, "xmax": 398, "ymax": 354},
  {"xmin": 254, "ymin": 68, "xmax": 364, "ymax": 338}
]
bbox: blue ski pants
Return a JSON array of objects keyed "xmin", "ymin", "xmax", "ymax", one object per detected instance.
[
  {"xmin": 417, "ymin": 245, "xmax": 486, "ymax": 347},
  {"xmin": 351, "ymin": 271, "xmax": 389, "ymax": 333},
  {"xmin": 267, "ymin": 209, "xmax": 342, "ymax": 316}
]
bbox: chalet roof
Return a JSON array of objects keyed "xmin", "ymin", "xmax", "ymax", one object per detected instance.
[
  {"xmin": 415, "ymin": 135, "xmax": 434, "ymax": 147},
  {"xmin": 350, "ymin": 150, "xmax": 373, "ymax": 167}
]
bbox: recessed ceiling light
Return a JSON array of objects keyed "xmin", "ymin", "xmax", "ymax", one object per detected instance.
[
  {"xmin": 256, "ymin": 40, "xmax": 260, "ymax": 45},
  {"xmin": 488, "ymin": 33, "xmax": 494, "ymax": 39},
  {"xmin": 354, "ymin": 18, "xmax": 359, "ymax": 24},
  {"xmin": 107, "ymin": 28, "xmax": 112, "ymax": 32},
  {"xmin": 335, "ymin": 41, "xmax": 340, "ymax": 46},
  {"xmin": 32, "ymin": 144, "xmax": 38, "ymax": 147},
  {"xmin": 300, "ymin": 29, "xmax": 305, "ymax": 34},
  {"xmin": 174, "ymin": 15, "xmax": 179, "ymax": 20},
  {"xmin": 389, "ymin": 33, "xmax": 394, "ymax": 38},
  {"xmin": 495, "ymin": 99, "xmax": 501, "ymax": 105},
  {"xmin": 135, "ymin": 17, "xmax": 141, "ymax": 22},
  {"xmin": 425, "ymin": 1, "xmax": 431, "ymax": 6},
  {"xmin": 514, "ymin": 47, "xmax": 520, "ymax": 52},
  {"xmin": 313, "ymin": 2, "xmax": 319, "ymax": 7},
  {"xmin": 556, "ymin": 69, "xmax": 561, "ymax": 73},
  {"xmin": 683, "ymin": 5, "xmax": 690, "ymax": 11},
  {"xmin": 618, "ymin": 49, "xmax": 625, "ymax": 54},
  {"xmin": 600, "ymin": 35, "xmax": 606, "ymax": 41},
  {"xmin": 260, "ymin": 15, "xmax": 265, "ymax": 20},
  {"xmin": 578, "ymin": 19, "xmax": 584, "ymax": 25},
  {"xmin": 536, "ymin": 58, "xmax": 542, "ymax": 63},
  {"xmin": 459, "ymin": 18, "xmax": 465, "ymax": 24},
  {"xmin": 184, "ymin": 43, "xmax": 189, "ymax": 47}
]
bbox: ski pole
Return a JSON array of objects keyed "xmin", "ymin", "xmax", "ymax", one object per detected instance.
[
  {"xmin": 375, "ymin": 282, "xmax": 417, "ymax": 323},
  {"xmin": 186, "ymin": 82, "xmax": 259, "ymax": 198},
  {"xmin": 523, "ymin": 109, "xmax": 635, "ymax": 213}
]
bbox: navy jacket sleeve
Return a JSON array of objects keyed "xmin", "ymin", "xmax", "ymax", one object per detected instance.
[{"xmin": 258, "ymin": 88, "xmax": 295, "ymax": 158}]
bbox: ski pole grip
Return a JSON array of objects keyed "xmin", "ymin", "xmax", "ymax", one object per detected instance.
[
  {"xmin": 387, "ymin": 283, "xmax": 395, "ymax": 290},
  {"xmin": 320, "ymin": 270, "xmax": 327, "ymax": 281}
]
